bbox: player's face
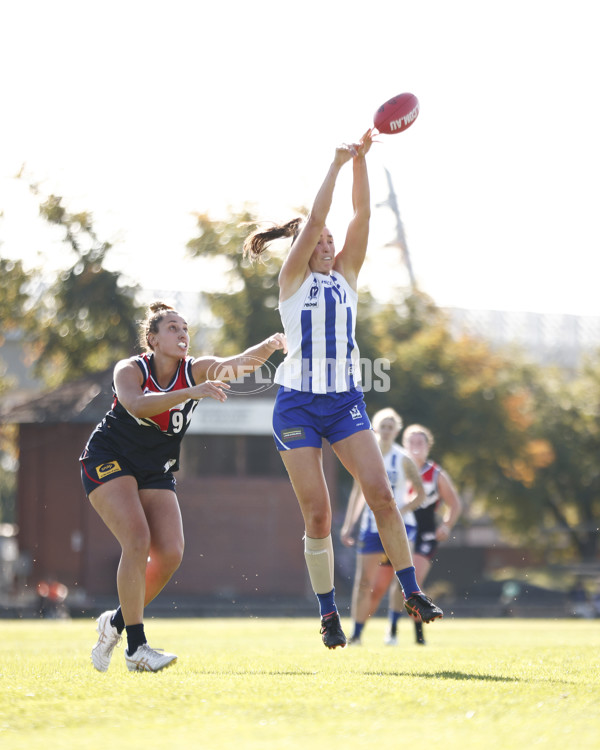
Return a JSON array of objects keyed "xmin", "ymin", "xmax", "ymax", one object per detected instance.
[
  {"xmin": 405, "ymin": 432, "xmax": 430, "ymax": 464},
  {"xmin": 376, "ymin": 418, "xmax": 400, "ymax": 445},
  {"xmin": 154, "ymin": 314, "xmax": 190, "ymax": 358},
  {"xmin": 309, "ymin": 227, "xmax": 335, "ymax": 274}
]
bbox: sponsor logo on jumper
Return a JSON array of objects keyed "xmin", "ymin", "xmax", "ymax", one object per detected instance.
[
  {"xmin": 389, "ymin": 104, "xmax": 419, "ymax": 131},
  {"xmin": 96, "ymin": 461, "xmax": 122, "ymax": 479},
  {"xmin": 349, "ymin": 405, "xmax": 362, "ymax": 420},
  {"xmin": 303, "ymin": 280, "xmax": 321, "ymax": 309},
  {"xmin": 281, "ymin": 427, "xmax": 306, "ymax": 442}
]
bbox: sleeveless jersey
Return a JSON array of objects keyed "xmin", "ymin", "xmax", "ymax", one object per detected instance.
[
  {"xmin": 274, "ymin": 271, "xmax": 361, "ymax": 393},
  {"xmin": 359, "ymin": 444, "xmax": 416, "ymax": 536},
  {"xmin": 413, "ymin": 460, "xmax": 442, "ymax": 535},
  {"xmin": 81, "ymin": 353, "xmax": 198, "ymax": 474}
]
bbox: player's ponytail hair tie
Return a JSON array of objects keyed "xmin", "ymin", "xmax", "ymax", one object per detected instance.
[{"xmin": 243, "ymin": 217, "xmax": 303, "ymax": 261}]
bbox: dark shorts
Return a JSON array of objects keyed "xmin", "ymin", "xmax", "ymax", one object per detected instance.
[
  {"xmin": 80, "ymin": 449, "xmax": 176, "ymax": 497},
  {"xmin": 272, "ymin": 386, "xmax": 371, "ymax": 451},
  {"xmin": 358, "ymin": 524, "xmax": 417, "ymax": 555},
  {"xmin": 413, "ymin": 530, "xmax": 439, "ymax": 560}
]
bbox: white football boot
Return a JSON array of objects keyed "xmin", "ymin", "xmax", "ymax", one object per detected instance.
[
  {"xmin": 125, "ymin": 643, "xmax": 177, "ymax": 672},
  {"xmin": 91, "ymin": 610, "xmax": 122, "ymax": 672}
]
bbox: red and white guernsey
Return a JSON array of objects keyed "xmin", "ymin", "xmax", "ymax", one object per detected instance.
[{"xmin": 413, "ymin": 460, "xmax": 442, "ymax": 536}]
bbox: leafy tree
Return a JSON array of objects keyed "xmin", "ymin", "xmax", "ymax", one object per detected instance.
[
  {"xmin": 358, "ymin": 301, "xmax": 532, "ymax": 495},
  {"xmin": 493, "ymin": 359, "xmax": 600, "ymax": 563},
  {"xmin": 186, "ymin": 208, "xmax": 285, "ymax": 358},
  {"xmin": 186, "ymin": 208, "xmax": 600, "ymax": 565},
  {"xmin": 0, "ymin": 254, "xmax": 37, "ymax": 524},
  {"xmin": 0, "ymin": 257, "xmax": 36, "ymax": 344},
  {"xmin": 28, "ymin": 194, "xmax": 143, "ymax": 386}
]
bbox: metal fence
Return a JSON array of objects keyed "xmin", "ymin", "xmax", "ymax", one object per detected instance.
[{"xmin": 445, "ymin": 308, "xmax": 600, "ymax": 368}]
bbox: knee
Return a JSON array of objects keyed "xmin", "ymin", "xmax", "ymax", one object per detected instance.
[
  {"xmin": 151, "ymin": 542, "xmax": 184, "ymax": 575},
  {"xmin": 304, "ymin": 507, "xmax": 332, "ymax": 538},
  {"xmin": 123, "ymin": 528, "xmax": 151, "ymax": 563},
  {"xmin": 357, "ymin": 575, "xmax": 374, "ymax": 593},
  {"xmin": 364, "ymin": 481, "xmax": 395, "ymax": 517}
]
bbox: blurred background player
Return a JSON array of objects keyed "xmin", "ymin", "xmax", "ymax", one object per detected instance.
[
  {"xmin": 340, "ymin": 408, "xmax": 425, "ymax": 644},
  {"xmin": 244, "ymin": 132, "xmax": 442, "ymax": 649},
  {"xmin": 396, "ymin": 424, "xmax": 462, "ymax": 645}
]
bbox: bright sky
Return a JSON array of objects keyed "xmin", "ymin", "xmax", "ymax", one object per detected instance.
[{"xmin": 1, "ymin": 0, "xmax": 599, "ymax": 317}]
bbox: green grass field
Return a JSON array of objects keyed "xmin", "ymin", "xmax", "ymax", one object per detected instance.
[{"xmin": 0, "ymin": 617, "xmax": 598, "ymax": 750}]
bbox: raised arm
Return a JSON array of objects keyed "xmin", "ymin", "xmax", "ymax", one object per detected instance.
[
  {"xmin": 333, "ymin": 129, "xmax": 373, "ymax": 289},
  {"xmin": 278, "ymin": 144, "xmax": 355, "ymax": 301},
  {"xmin": 191, "ymin": 333, "xmax": 287, "ymax": 383},
  {"xmin": 115, "ymin": 358, "xmax": 230, "ymax": 417}
]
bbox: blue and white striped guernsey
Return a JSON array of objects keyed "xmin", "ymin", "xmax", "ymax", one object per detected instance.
[{"xmin": 274, "ymin": 271, "xmax": 361, "ymax": 393}]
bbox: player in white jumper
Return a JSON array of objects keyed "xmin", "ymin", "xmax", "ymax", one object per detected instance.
[
  {"xmin": 341, "ymin": 408, "xmax": 425, "ymax": 645},
  {"xmin": 244, "ymin": 131, "xmax": 442, "ymax": 648}
]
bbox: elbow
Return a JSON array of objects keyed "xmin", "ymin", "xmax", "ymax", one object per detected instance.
[
  {"xmin": 125, "ymin": 403, "xmax": 146, "ymax": 419},
  {"xmin": 120, "ymin": 395, "xmax": 149, "ymax": 419},
  {"xmin": 306, "ymin": 211, "xmax": 326, "ymax": 231}
]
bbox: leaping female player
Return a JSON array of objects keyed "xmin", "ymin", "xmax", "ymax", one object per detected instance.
[{"xmin": 243, "ymin": 130, "xmax": 443, "ymax": 648}]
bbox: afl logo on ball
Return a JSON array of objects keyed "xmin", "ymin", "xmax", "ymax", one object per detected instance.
[{"xmin": 96, "ymin": 461, "xmax": 122, "ymax": 479}]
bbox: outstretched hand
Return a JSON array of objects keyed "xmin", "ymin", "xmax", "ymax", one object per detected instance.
[
  {"xmin": 354, "ymin": 128, "xmax": 374, "ymax": 157},
  {"xmin": 334, "ymin": 143, "xmax": 358, "ymax": 167},
  {"xmin": 193, "ymin": 380, "xmax": 231, "ymax": 402},
  {"xmin": 333, "ymin": 129, "xmax": 374, "ymax": 168},
  {"xmin": 340, "ymin": 528, "xmax": 356, "ymax": 547},
  {"xmin": 266, "ymin": 332, "xmax": 288, "ymax": 355}
]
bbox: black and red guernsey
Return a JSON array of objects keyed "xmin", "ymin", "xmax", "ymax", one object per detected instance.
[{"xmin": 81, "ymin": 353, "xmax": 198, "ymax": 474}]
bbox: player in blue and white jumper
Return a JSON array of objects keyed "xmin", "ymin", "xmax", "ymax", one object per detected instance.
[
  {"xmin": 340, "ymin": 408, "xmax": 425, "ymax": 645},
  {"xmin": 81, "ymin": 300, "xmax": 285, "ymax": 672},
  {"xmin": 243, "ymin": 130, "xmax": 443, "ymax": 648}
]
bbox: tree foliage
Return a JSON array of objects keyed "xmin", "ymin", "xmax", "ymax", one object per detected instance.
[
  {"xmin": 186, "ymin": 207, "xmax": 600, "ymax": 564},
  {"xmin": 186, "ymin": 209, "xmax": 284, "ymax": 357},
  {"xmin": 0, "ymin": 257, "xmax": 34, "ymax": 338},
  {"xmin": 27, "ymin": 194, "xmax": 143, "ymax": 386},
  {"xmin": 492, "ymin": 360, "xmax": 600, "ymax": 562},
  {"xmin": 0, "ymin": 256, "xmax": 37, "ymax": 394}
]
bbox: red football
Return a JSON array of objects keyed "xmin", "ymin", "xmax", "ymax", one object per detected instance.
[{"xmin": 373, "ymin": 93, "xmax": 420, "ymax": 135}]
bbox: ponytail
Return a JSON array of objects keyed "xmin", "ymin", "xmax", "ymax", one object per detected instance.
[{"xmin": 243, "ymin": 217, "xmax": 303, "ymax": 261}]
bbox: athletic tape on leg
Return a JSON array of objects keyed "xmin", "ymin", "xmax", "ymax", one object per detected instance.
[{"xmin": 304, "ymin": 534, "xmax": 335, "ymax": 594}]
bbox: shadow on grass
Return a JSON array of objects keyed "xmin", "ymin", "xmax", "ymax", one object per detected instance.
[
  {"xmin": 194, "ymin": 669, "xmax": 517, "ymax": 681},
  {"xmin": 201, "ymin": 670, "xmax": 320, "ymax": 676},
  {"xmin": 362, "ymin": 670, "xmax": 519, "ymax": 682}
]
